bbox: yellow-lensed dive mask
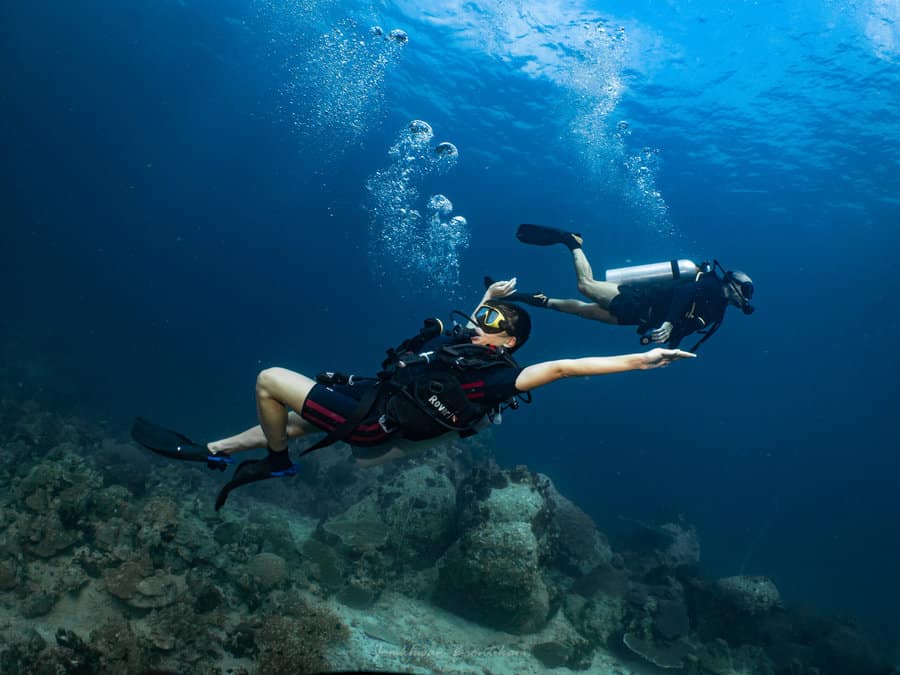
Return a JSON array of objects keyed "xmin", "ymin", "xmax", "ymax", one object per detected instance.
[{"xmin": 473, "ymin": 304, "xmax": 509, "ymax": 334}]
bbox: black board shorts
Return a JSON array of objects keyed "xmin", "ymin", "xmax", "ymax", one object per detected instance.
[
  {"xmin": 608, "ymin": 285, "xmax": 646, "ymax": 326},
  {"xmin": 300, "ymin": 381, "xmax": 397, "ymax": 458}
]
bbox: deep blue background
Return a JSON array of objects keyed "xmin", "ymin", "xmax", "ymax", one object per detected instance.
[{"xmin": 2, "ymin": 0, "xmax": 898, "ymax": 646}]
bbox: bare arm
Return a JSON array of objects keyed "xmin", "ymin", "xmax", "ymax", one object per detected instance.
[
  {"xmin": 514, "ymin": 348, "xmax": 696, "ymax": 392},
  {"xmin": 469, "ymin": 277, "xmax": 517, "ymax": 325}
]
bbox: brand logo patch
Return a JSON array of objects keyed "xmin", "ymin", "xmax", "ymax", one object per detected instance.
[{"xmin": 427, "ymin": 394, "xmax": 459, "ymax": 423}]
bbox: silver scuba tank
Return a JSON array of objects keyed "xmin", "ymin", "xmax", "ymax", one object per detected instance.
[{"xmin": 604, "ymin": 259, "xmax": 699, "ymax": 285}]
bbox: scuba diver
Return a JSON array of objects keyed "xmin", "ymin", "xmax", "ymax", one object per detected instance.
[
  {"xmin": 132, "ymin": 279, "xmax": 695, "ymax": 510},
  {"xmin": 507, "ymin": 223, "xmax": 756, "ymax": 352}
]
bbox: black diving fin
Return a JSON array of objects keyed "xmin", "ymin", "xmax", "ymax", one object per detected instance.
[
  {"xmin": 516, "ymin": 223, "xmax": 582, "ymax": 248},
  {"xmin": 215, "ymin": 458, "xmax": 298, "ymax": 511},
  {"xmin": 131, "ymin": 417, "xmax": 234, "ymax": 471},
  {"xmin": 132, "ymin": 417, "xmax": 299, "ymax": 510}
]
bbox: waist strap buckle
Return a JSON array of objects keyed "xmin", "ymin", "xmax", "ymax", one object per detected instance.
[{"xmin": 378, "ymin": 414, "xmax": 398, "ymax": 434}]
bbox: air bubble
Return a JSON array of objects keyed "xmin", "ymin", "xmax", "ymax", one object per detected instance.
[
  {"xmin": 388, "ymin": 29, "xmax": 409, "ymax": 45},
  {"xmin": 428, "ymin": 194, "xmax": 453, "ymax": 214},
  {"xmin": 435, "ymin": 142, "xmax": 459, "ymax": 159},
  {"xmin": 408, "ymin": 119, "xmax": 433, "ymax": 137}
]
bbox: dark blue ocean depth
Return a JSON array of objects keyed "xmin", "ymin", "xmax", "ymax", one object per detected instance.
[{"xmin": 2, "ymin": 0, "xmax": 898, "ymax": 646}]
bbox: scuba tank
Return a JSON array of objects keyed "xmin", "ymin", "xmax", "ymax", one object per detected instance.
[{"xmin": 604, "ymin": 259, "xmax": 700, "ymax": 285}]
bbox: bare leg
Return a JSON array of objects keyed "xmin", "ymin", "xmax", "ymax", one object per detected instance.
[
  {"xmin": 546, "ymin": 298, "xmax": 617, "ymax": 323},
  {"xmin": 255, "ymin": 367, "xmax": 317, "ymax": 451},
  {"xmin": 571, "ymin": 248, "xmax": 621, "ymax": 308},
  {"xmin": 208, "ymin": 368, "xmax": 319, "ymax": 457},
  {"xmin": 208, "ymin": 412, "xmax": 318, "ymax": 456},
  {"xmin": 511, "ymin": 248, "xmax": 621, "ymax": 323}
]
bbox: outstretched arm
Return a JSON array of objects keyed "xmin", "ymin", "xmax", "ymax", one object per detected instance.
[{"xmin": 514, "ymin": 348, "xmax": 695, "ymax": 392}]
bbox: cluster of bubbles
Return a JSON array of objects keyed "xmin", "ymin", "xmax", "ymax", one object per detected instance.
[
  {"xmin": 273, "ymin": 17, "xmax": 409, "ymax": 157},
  {"xmin": 366, "ymin": 120, "xmax": 467, "ymax": 294},
  {"xmin": 563, "ymin": 20, "xmax": 673, "ymax": 237},
  {"xmin": 617, "ymin": 126, "xmax": 672, "ymax": 237},
  {"xmin": 565, "ymin": 22, "xmax": 627, "ymax": 175}
]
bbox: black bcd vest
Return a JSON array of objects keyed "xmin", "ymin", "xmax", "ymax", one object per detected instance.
[{"xmin": 379, "ymin": 327, "xmax": 520, "ymax": 441}]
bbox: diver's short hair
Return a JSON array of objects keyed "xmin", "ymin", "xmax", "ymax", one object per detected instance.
[{"xmin": 485, "ymin": 300, "xmax": 531, "ymax": 352}]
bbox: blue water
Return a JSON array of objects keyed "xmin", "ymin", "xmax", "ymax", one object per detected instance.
[{"xmin": 2, "ymin": 0, "xmax": 898, "ymax": 646}]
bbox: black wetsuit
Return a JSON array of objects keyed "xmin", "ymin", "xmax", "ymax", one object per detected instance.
[{"xmin": 610, "ymin": 273, "xmax": 727, "ymax": 347}]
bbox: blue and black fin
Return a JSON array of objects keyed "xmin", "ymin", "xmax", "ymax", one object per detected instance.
[{"xmin": 131, "ymin": 417, "xmax": 233, "ymax": 471}]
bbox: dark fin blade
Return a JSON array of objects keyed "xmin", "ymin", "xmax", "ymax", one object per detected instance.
[
  {"xmin": 516, "ymin": 223, "xmax": 580, "ymax": 246},
  {"xmin": 131, "ymin": 417, "xmax": 209, "ymax": 462},
  {"xmin": 214, "ymin": 459, "xmax": 298, "ymax": 511}
]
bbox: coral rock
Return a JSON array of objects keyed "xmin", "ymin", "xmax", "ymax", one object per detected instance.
[
  {"xmin": 436, "ymin": 475, "xmax": 554, "ymax": 634},
  {"xmin": 104, "ymin": 560, "xmax": 181, "ymax": 608},
  {"xmin": 247, "ymin": 552, "xmax": 288, "ymax": 590},
  {"xmin": 0, "ymin": 559, "xmax": 19, "ymax": 590},
  {"xmin": 716, "ymin": 575, "xmax": 782, "ymax": 616}
]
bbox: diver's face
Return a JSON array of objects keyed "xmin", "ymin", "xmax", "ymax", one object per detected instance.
[{"xmin": 471, "ymin": 326, "xmax": 517, "ymax": 350}]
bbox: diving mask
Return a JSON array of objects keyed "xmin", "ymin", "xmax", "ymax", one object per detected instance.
[
  {"xmin": 726, "ymin": 270, "xmax": 755, "ymax": 314},
  {"xmin": 473, "ymin": 304, "xmax": 509, "ymax": 334}
]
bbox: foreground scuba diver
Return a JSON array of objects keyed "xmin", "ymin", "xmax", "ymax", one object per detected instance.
[
  {"xmin": 509, "ymin": 223, "xmax": 755, "ymax": 351},
  {"xmin": 132, "ymin": 279, "xmax": 694, "ymax": 510}
]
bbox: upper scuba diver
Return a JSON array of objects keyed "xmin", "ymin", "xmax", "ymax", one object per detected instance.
[
  {"xmin": 132, "ymin": 279, "xmax": 695, "ymax": 510},
  {"xmin": 506, "ymin": 223, "xmax": 756, "ymax": 352}
]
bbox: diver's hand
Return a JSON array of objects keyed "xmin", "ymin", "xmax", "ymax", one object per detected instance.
[
  {"xmin": 648, "ymin": 321, "xmax": 674, "ymax": 344},
  {"xmin": 642, "ymin": 348, "xmax": 696, "ymax": 369},
  {"xmin": 487, "ymin": 277, "xmax": 517, "ymax": 299}
]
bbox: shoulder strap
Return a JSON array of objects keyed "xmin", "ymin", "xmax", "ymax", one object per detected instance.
[
  {"xmin": 382, "ymin": 318, "xmax": 445, "ymax": 370},
  {"xmin": 687, "ymin": 318, "xmax": 723, "ymax": 353},
  {"xmin": 298, "ymin": 382, "xmax": 383, "ymax": 457},
  {"xmin": 438, "ymin": 343, "xmax": 519, "ymax": 369}
]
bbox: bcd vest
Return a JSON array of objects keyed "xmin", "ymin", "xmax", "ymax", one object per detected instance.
[
  {"xmin": 302, "ymin": 319, "xmax": 525, "ymax": 457},
  {"xmin": 380, "ymin": 338, "xmax": 519, "ymax": 441}
]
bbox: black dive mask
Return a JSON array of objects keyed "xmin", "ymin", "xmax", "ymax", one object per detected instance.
[
  {"xmin": 729, "ymin": 277, "xmax": 755, "ymax": 314},
  {"xmin": 714, "ymin": 261, "xmax": 755, "ymax": 315}
]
